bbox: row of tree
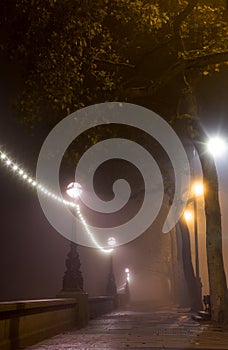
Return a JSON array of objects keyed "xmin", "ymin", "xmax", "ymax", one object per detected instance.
[{"xmin": 1, "ymin": 0, "xmax": 228, "ymax": 321}]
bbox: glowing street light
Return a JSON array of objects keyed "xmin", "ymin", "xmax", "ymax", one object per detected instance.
[
  {"xmin": 66, "ymin": 182, "xmax": 82, "ymax": 199},
  {"xmin": 124, "ymin": 267, "xmax": 131, "ymax": 303},
  {"xmin": 107, "ymin": 237, "xmax": 117, "ymax": 247},
  {"xmin": 207, "ymin": 136, "xmax": 227, "ymax": 157},
  {"xmin": 125, "ymin": 267, "xmax": 130, "ymax": 282},
  {"xmin": 184, "ymin": 209, "xmax": 193, "ymax": 222},
  {"xmin": 192, "ymin": 182, "xmax": 204, "ymax": 197}
]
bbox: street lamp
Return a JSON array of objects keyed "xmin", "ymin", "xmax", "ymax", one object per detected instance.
[
  {"xmin": 192, "ymin": 182, "xmax": 204, "ymax": 302},
  {"xmin": 184, "ymin": 180, "xmax": 204, "ymax": 310},
  {"xmin": 106, "ymin": 237, "xmax": 117, "ymax": 297},
  {"xmin": 124, "ymin": 268, "xmax": 130, "ymax": 304},
  {"xmin": 62, "ymin": 181, "xmax": 84, "ymax": 292},
  {"xmin": 125, "ymin": 267, "xmax": 130, "ymax": 282}
]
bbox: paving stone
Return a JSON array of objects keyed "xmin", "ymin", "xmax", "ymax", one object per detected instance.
[{"xmin": 26, "ymin": 307, "xmax": 228, "ymax": 350}]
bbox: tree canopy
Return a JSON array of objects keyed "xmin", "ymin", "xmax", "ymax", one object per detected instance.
[{"xmin": 1, "ymin": 0, "xmax": 227, "ymax": 128}]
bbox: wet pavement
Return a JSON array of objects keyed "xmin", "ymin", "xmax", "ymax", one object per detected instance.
[{"xmin": 27, "ymin": 306, "xmax": 228, "ymax": 349}]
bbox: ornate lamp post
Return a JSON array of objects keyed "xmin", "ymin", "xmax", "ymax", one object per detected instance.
[
  {"xmin": 57, "ymin": 182, "xmax": 89, "ymax": 327},
  {"xmin": 184, "ymin": 181, "xmax": 204, "ymax": 310},
  {"xmin": 106, "ymin": 237, "xmax": 118, "ymax": 308},
  {"xmin": 106, "ymin": 237, "xmax": 117, "ymax": 297},
  {"xmin": 124, "ymin": 268, "xmax": 130, "ymax": 303},
  {"xmin": 192, "ymin": 181, "xmax": 203, "ymax": 310},
  {"xmin": 62, "ymin": 182, "xmax": 84, "ymax": 292}
]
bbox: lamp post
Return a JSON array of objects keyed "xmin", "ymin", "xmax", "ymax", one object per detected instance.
[
  {"xmin": 62, "ymin": 182, "xmax": 84, "ymax": 292},
  {"xmin": 184, "ymin": 181, "xmax": 204, "ymax": 310},
  {"xmin": 190, "ymin": 145, "xmax": 204, "ymax": 310},
  {"xmin": 125, "ymin": 268, "xmax": 130, "ymax": 283},
  {"xmin": 106, "ymin": 237, "xmax": 117, "ymax": 297},
  {"xmin": 192, "ymin": 182, "xmax": 204, "ymax": 310},
  {"xmin": 124, "ymin": 268, "xmax": 130, "ymax": 304}
]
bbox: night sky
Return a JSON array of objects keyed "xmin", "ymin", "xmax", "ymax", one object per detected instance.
[{"xmin": 0, "ymin": 49, "xmax": 228, "ymax": 300}]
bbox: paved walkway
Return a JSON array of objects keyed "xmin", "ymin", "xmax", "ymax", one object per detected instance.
[{"xmin": 27, "ymin": 306, "xmax": 228, "ymax": 349}]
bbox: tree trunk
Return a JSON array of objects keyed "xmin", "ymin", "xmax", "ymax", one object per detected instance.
[
  {"xmin": 178, "ymin": 88, "xmax": 228, "ymax": 322},
  {"xmin": 178, "ymin": 220, "xmax": 203, "ymax": 311},
  {"xmin": 191, "ymin": 121, "xmax": 227, "ymax": 322}
]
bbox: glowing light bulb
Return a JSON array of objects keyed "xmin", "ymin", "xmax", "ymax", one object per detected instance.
[
  {"xmin": 207, "ymin": 137, "xmax": 227, "ymax": 157},
  {"xmin": 107, "ymin": 237, "xmax": 117, "ymax": 247},
  {"xmin": 66, "ymin": 182, "xmax": 82, "ymax": 199},
  {"xmin": 125, "ymin": 268, "xmax": 130, "ymax": 282},
  {"xmin": 184, "ymin": 210, "xmax": 193, "ymax": 222},
  {"xmin": 192, "ymin": 182, "xmax": 204, "ymax": 196}
]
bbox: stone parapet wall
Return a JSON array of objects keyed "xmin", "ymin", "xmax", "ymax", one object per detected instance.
[
  {"xmin": 89, "ymin": 296, "xmax": 117, "ymax": 319},
  {"xmin": 0, "ymin": 298, "xmax": 79, "ymax": 350},
  {"xmin": 0, "ymin": 295, "xmax": 119, "ymax": 350}
]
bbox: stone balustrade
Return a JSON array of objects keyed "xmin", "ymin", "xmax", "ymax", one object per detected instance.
[{"xmin": 0, "ymin": 295, "xmax": 118, "ymax": 350}]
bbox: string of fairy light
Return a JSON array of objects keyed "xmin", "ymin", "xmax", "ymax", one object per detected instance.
[{"xmin": 0, "ymin": 149, "xmax": 113, "ymax": 253}]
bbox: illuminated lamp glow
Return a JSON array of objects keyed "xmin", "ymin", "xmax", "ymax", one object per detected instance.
[
  {"xmin": 184, "ymin": 209, "xmax": 193, "ymax": 222},
  {"xmin": 66, "ymin": 182, "xmax": 82, "ymax": 199},
  {"xmin": 192, "ymin": 182, "xmax": 204, "ymax": 197},
  {"xmin": 207, "ymin": 137, "xmax": 227, "ymax": 157},
  {"xmin": 107, "ymin": 237, "xmax": 117, "ymax": 247}
]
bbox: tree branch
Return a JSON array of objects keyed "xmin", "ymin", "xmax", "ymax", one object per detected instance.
[
  {"xmin": 185, "ymin": 50, "xmax": 228, "ymax": 68},
  {"xmin": 173, "ymin": 0, "xmax": 198, "ymax": 34},
  {"xmin": 122, "ymin": 50, "xmax": 228, "ymax": 99},
  {"xmin": 122, "ymin": 60, "xmax": 183, "ymax": 98},
  {"xmin": 94, "ymin": 58, "xmax": 135, "ymax": 69},
  {"xmin": 134, "ymin": 1, "xmax": 198, "ymax": 73}
]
